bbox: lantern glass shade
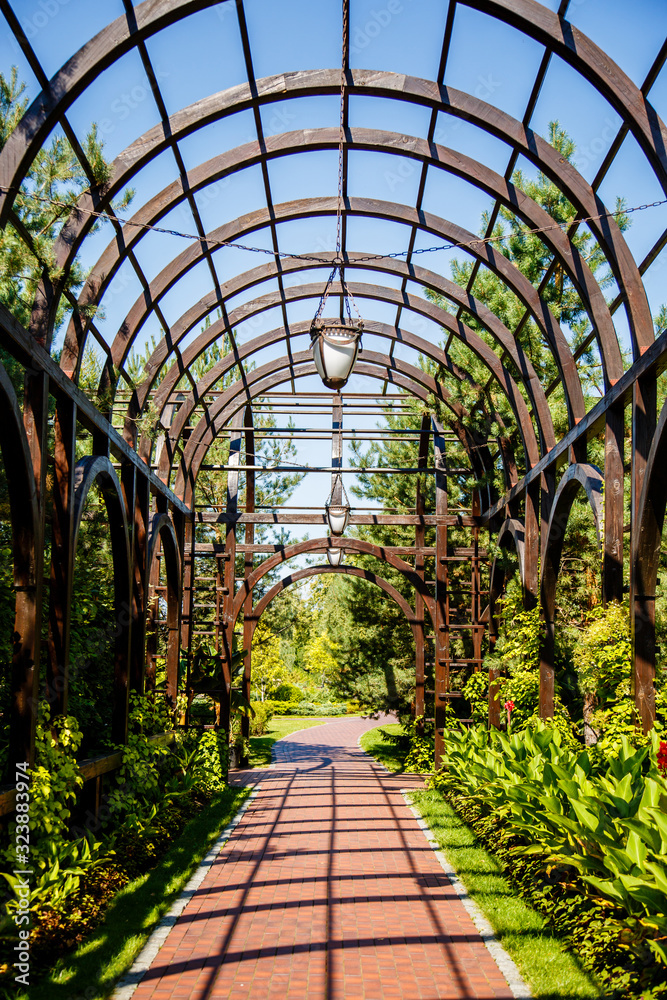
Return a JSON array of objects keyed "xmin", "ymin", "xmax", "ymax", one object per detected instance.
[
  {"xmin": 311, "ymin": 320, "xmax": 362, "ymax": 390},
  {"xmin": 327, "ymin": 547, "xmax": 343, "ymax": 566},
  {"xmin": 326, "ymin": 504, "xmax": 349, "ymax": 535}
]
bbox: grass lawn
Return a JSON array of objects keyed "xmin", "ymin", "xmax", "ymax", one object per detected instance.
[
  {"xmin": 248, "ymin": 715, "xmax": 330, "ymax": 767},
  {"xmin": 409, "ymin": 789, "xmax": 602, "ymax": 1000},
  {"xmin": 359, "ymin": 723, "xmax": 409, "ymax": 772},
  {"xmin": 24, "ymin": 786, "xmax": 250, "ymax": 1000}
]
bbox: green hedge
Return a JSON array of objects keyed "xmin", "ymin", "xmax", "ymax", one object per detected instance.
[{"xmin": 266, "ymin": 700, "xmax": 349, "ymax": 716}]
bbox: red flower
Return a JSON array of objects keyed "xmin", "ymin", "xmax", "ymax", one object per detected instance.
[
  {"xmin": 504, "ymin": 700, "xmax": 515, "ymax": 714},
  {"xmin": 657, "ymin": 741, "xmax": 667, "ymax": 776}
]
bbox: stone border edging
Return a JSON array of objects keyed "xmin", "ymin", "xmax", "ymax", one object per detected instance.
[
  {"xmin": 402, "ymin": 791, "xmax": 532, "ymax": 1000},
  {"xmin": 112, "ymin": 785, "xmax": 260, "ymax": 1000}
]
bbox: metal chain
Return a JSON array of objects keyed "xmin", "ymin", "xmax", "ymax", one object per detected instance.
[
  {"xmin": 2, "ymin": 185, "xmax": 666, "ymax": 268},
  {"xmin": 335, "ymin": 0, "xmax": 348, "ymax": 257},
  {"xmin": 312, "ymin": 0, "xmax": 363, "ymax": 327}
]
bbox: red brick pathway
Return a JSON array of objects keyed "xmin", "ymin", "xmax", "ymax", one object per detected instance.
[{"xmin": 130, "ymin": 716, "xmax": 515, "ymax": 1000}]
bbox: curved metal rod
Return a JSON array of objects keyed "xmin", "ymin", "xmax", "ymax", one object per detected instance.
[{"xmin": 16, "ymin": 69, "xmax": 653, "ymax": 367}]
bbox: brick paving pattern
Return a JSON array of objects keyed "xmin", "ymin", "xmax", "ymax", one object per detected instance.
[{"xmin": 130, "ymin": 716, "xmax": 515, "ymax": 999}]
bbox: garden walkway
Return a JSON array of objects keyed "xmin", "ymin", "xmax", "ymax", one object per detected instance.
[{"xmin": 126, "ymin": 717, "xmax": 517, "ymax": 1000}]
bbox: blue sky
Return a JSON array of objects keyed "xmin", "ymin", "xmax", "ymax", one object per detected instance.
[{"xmin": 2, "ymin": 0, "xmax": 667, "ymax": 534}]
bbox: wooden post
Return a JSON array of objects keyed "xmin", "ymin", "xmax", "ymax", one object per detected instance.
[
  {"xmin": 241, "ymin": 410, "xmax": 255, "ymax": 764},
  {"xmin": 414, "ymin": 480, "xmax": 426, "ymax": 723},
  {"xmin": 539, "ymin": 469, "xmax": 556, "ymax": 720},
  {"xmin": 123, "ymin": 465, "xmax": 149, "ymax": 694},
  {"xmin": 6, "ymin": 364, "xmax": 46, "ymax": 774},
  {"xmin": 604, "ymin": 404, "xmax": 625, "ymax": 606},
  {"xmin": 433, "ymin": 418, "xmax": 448, "ymax": 769},
  {"xmin": 524, "ymin": 479, "xmax": 540, "ymax": 610},
  {"xmin": 181, "ymin": 518, "xmax": 195, "ymax": 726},
  {"xmin": 631, "ymin": 376, "xmax": 657, "ymax": 732},
  {"xmin": 46, "ymin": 397, "xmax": 77, "ymax": 716}
]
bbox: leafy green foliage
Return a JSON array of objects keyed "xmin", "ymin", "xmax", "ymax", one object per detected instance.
[
  {"xmin": 249, "ymin": 701, "xmax": 274, "ymax": 736},
  {"xmin": 0, "ymin": 68, "xmax": 133, "ymax": 338},
  {"xmin": 430, "ymin": 722, "xmax": 667, "ymax": 995},
  {"xmin": 1, "ymin": 704, "xmax": 104, "ymax": 929}
]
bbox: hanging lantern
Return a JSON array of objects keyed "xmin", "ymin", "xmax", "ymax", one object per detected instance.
[
  {"xmin": 327, "ymin": 545, "xmax": 344, "ymax": 566},
  {"xmin": 311, "ymin": 317, "xmax": 363, "ymax": 391},
  {"xmin": 310, "ymin": 265, "xmax": 363, "ymax": 391},
  {"xmin": 325, "ymin": 474, "xmax": 350, "ymax": 536}
]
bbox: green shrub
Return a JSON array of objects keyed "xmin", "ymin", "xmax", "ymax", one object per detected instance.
[
  {"xmin": 190, "ymin": 730, "xmax": 228, "ymax": 795},
  {"xmin": 1, "ymin": 703, "xmax": 104, "ymax": 924},
  {"xmin": 267, "ymin": 700, "xmax": 302, "ymax": 715},
  {"xmin": 267, "ymin": 700, "xmax": 348, "ymax": 717},
  {"xmin": 250, "ymin": 701, "xmax": 274, "ymax": 736},
  {"xmin": 404, "ymin": 717, "xmax": 435, "ymax": 772},
  {"xmin": 272, "ymin": 683, "xmax": 304, "ymax": 702}
]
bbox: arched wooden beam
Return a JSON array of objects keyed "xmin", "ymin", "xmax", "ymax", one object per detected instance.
[
  {"xmin": 91, "ymin": 191, "xmax": 585, "ymax": 429},
  {"xmin": 463, "ymin": 0, "xmax": 667, "ymax": 194},
  {"xmin": 631, "ymin": 395, "xmax": 667, "ymax": 733},
  {"xmin": 107, "ymin": 129, "xmax": 618, "ymax": 383},
  {"xmin": 489, "ymin": 516, "xmax": 527, "ymax": 614},
  {"xmin": 72, "ymin": 456, "xmax": 132, "ymax": 743},
  {"xmin": 487, "ymin": 517, "xmax": 527, "ymax": 727},
  {"xmin": 230, "ymin": 537, "xmax": 436, "ymax": 632},
  {"xmin": 134, "ymin": 280, "xmax": 551, "ymax": 462},
  {"xmin": 173, "ymin": 353, "xmax": 505, "ymax": 511},
  {"xmin": 0, "ymin": 363, "xmax": 39, "ymax": 588},
  {"xmin": 541, "ymin": 462, "xmax": 604, "ymax": 618},
  {"xmin": 246, "ymin": 564, "xmax": 421, "ymax": 642},
  {"xmin": 161, "ymin": 322, "xmax": 536, "ymax": 495},
  {"xmin": 538, "ymin": 462, "xmax": 603, "ymax": 720},
  {"xmin": 177, "ymin": 357, "xmax": 496, "ymax": 511},
  {"xmin": 0, "ymin": 360, "xmax": 41, "ymax": 771},
  {"xmin": 4, "ymin": 2, "xmax": 664, "ymax": 232},
  {"xmin": 127, "ymin": 254, "xmax": 555, "ymax": 456},
  {"xmin": 541, "ymin": 461, "xmax": 603, "ymax": 622},
  {"xmin": 146, "ymin": 512, "xmax": 182, "ymax": 705},
  {"xmin": 22, "ymin": 70, "xmax": 651, "ymax": 366}
]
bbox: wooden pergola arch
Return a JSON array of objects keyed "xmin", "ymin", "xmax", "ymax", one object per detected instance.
[
  {"xmin": 164, "ymin": 321, "xmax": 535, "ymax": 490},
  {"xmin": 0, "ymin": 360, "xmax": 41, "ymax": 770},
  {"xmin": 130, "ymin": 252, "xmax": 557, "ymax": 455},
  {"xmin": 146, "ymin": 513, "xmax": 182, "ymax": 705},
  {"xmin": 231, "ymin": 537, "xmax": 437, "ymax": 628},
  {"xmin": 245, "ymin": 564, "xmax": 422, "ymax": 643},
  {"xmin": 175, "ymin": 356, "xmax": 499, "ymax": 508},
  {"xmin": 67, "ymin": 456, "xmax": 133, "ymax": 744},
  {"xmin": 0, "ymin": 0, "xmax": 665, "ymax": 793}
]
